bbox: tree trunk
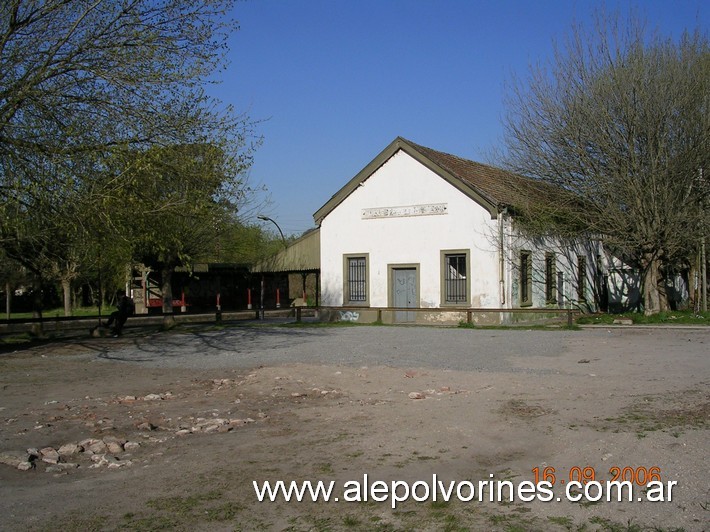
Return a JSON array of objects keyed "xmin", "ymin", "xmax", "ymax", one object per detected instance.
[
  {"xmin": 5, "ymin": 282, "xmax": 10, "ymax": 320},
  {"xmin": 688, "ymin": 260, "xmax": 698, "ymax": 312},
  {"xmin": 642, "ymin": 257, "xmax": 662, "ymax": 316},
  {"xmin": 657, "ymin": 271, "xmax": 670, "ymax": 312},
  {"xmin": 31, "ymin": 277, "xmax": 44, "ymax": 337},
  {"xmin": 161, "ymin": 263, "xmax": 176, "ymax": 330},
  {"xmin": 62, "ymin": 278, "xmax": 72, "ymax": 317}
]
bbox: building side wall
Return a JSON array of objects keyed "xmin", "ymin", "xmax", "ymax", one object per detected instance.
[{"xmin": 505, "ymin": 228, "xmax": 602, "ymax": 312}]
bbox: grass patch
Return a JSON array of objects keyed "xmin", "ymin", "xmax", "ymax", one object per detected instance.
[
  {"xmin": 486, "ymin": 512, "xmax": 539, "ymax": 531},
  {"xmin": 560, "ymin": 323, "xmax": 581, "ymax": 330},
  {"xmin": 317, "ymin": 462, "xmax": 335, "ymax": 474},
  {"xmin": 119, "ymin": 515, "xmax": 180, "ymax": 531},
  {"xmin": 342, "ymin": 514, "xmax": 361, "ymax": 527},
  {"xmin": 598, "ymin": 389, "xmax": 708, "ymax": 435},
  {"xmin": 63, "ymin": 494, "xmax": 690, "ymax": 532},
  {"xmin": 430, "ymin": 500, "xmax": 450, "ymax": 510},
  {"xmin": 145, "ymin": 490, "xmax": 222, "ymax": 515},
  {"xmin": 472, "ymin": 323, "xmax": 579, "ymax": 331},
  {"xmin": 203, "ymin": 502, "xmax": 244, "ymax": 521},
  {"xmin": 0, "ymin": 332, "xmax": 33, "ymax": 345},
  {"xmin": 4, "ymin": 306, "xmax": 115, "ymax": 320},
  {"xmin": 548, "ymin": 515, "xmax": 574, "ymax": 527},
  {"xmin": 586, "ymin": 517, "xmax": 652, "ymax": 531},
  {"xmin": 577, "ymin": 310, "xmax": 710, "ymax": 326},
  {"xmin": 109, "ymin": 489, "xmax": 243, "ymax": 531},
  {"xmin": 38, "ymin": 513, "xmax": 109, "ymax": 532}
]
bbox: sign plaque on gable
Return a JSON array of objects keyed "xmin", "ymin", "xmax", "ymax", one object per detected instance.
[{"xmin": 362, "ymin": 203, "xmax": 448, "ymax": 220}]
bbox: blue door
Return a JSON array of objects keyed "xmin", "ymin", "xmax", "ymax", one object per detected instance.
[{"xmin": 393, "ymin": 268, "xmax": 417, "ymax": 322}]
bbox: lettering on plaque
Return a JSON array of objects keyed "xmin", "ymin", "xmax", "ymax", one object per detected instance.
[{"xmin": 362, "ymin": 203, "xmax": 448, "ymax": 220}]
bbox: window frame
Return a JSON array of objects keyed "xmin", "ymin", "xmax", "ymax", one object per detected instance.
[
  {"xmin": 343, "ymin": 253, "xmax": 369, "ymax": 306},
  {"xmin": 440, "ymin": 249, "xmax": 471, "ymax": 306},
  {"xmin": 577, "ymin": 255, "xmax": 587, "ymax": 302},
  {"xmin": 545, "ymin": 252, "xmax": 556, "ymax": 305},
  {"xmin": 520, "ymin": 250, "xmax": 533, "ymax": 307}
]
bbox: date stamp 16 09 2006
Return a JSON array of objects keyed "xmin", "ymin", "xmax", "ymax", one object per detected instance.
[{"xmin": 532, "ymin": 465, "xmax": 677, "ymax": 502}]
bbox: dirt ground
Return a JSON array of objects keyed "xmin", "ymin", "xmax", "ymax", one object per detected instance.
[{"xmin": 0, "ymin": 324, "xmax": 708, "ymax": 531}]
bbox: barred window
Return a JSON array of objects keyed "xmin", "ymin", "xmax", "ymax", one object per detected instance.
[
  {"xmin": 520, "ymin": 251, "xmax": 532, "ymax": 306},
  {"xmin": 577, "ymin": 256, "xmax": 587, "ymax": 301},
  {"xmin": 545, "ymin": 253, "xmax": 556, "ymax": 304},
  {"xmin": 347, "ymin": 256, "xmax": 367, "ymax": 302},
  {"xmin": 444, "ymin": 254, "xmax": 467, "ymax": 303}
]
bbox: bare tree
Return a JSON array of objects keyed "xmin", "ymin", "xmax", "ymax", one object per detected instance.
[{"xmin": 502, "ymin": 11, "xmax": 709, "ymax": 314}]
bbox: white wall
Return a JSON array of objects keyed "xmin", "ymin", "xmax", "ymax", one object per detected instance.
[
  {"xmin": 506, "ymin": 229, "xmax": 603, "ymax": 311},
  {"xmin": 603, "ymin": 253, "xmax": 639, "ymax": 311},
  {"xmin": 320, "ymin": 150, "xmax": 501, "ymax": 308}
]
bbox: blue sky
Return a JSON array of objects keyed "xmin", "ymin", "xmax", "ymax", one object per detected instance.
[{"xmin": 209, "ymin": 0, "xmax": 708, "ymax": 236}]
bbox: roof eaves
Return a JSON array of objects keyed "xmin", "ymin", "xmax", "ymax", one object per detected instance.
[
  {"xmin": 313, "ymin": 137, "xmax": 501, "ymax": 224},
  {"xmin": 401, "ymin": 139, "xmax": 500, "ymax": 218}
]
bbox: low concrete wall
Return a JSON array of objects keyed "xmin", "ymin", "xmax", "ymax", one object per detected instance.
[{"xmin": 317, "ymin": 307, "xmax": 574, "ymax": 326}]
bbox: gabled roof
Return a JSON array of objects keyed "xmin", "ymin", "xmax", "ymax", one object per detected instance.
[{"xmin": 313, "ymin": 136, "xmax": 544, "ymax": 224}]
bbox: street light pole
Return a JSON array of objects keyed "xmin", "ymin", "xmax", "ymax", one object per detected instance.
[
  {"xmin": 257, "ymin": 215, "xmax": 287, "ymax": 249},
  {"xmin": 257, "ymin": 215, "xmax": 288, "ymax": 319}
]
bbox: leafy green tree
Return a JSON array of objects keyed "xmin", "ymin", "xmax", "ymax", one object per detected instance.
[
  {"xmin": 0, "ymin": 248, "xmax": 26, "ymax": 318},
  {"xmin": 0, "ymin": 0, "xmax": 239, "ymax": 167},
  {"xmin": 216, "ymin": 221, "xmax": 286, "ymax": 266},
  {"xmin": 0, "ymin": 0, "xmax": 260, "ymax": 324},
  {"xmin": 0, "ymin": 150, "xmax": 132, "ymax": 318},
  {"xmin": 118, "ymin": 143, "xmax": 255, "ymax": 328},
  {"xmin": 0, "ymin": 158, "xmax": 75, "ymax": 317},
  {"xmin": 502, "ymin": 12, "xmax": 709, "ymax": 314}
]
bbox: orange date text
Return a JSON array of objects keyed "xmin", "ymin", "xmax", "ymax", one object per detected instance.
[{"xmin": 532, "ymin": 466, "xmax": 662, "ymax": 486}]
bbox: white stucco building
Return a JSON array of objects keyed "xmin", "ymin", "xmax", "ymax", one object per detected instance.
[{"xmin": 314, "ymin": 137, "xmax": 603, "ymax": 324}]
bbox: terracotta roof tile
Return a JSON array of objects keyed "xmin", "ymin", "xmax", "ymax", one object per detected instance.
[{"xmin": 404, "ymin": 139, "xmax": 548, "ymax": 209}]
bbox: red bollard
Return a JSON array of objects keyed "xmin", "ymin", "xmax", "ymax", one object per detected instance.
[{"xmin": 247, "ymin": 288, "xmax": 252, "ymax": 310}]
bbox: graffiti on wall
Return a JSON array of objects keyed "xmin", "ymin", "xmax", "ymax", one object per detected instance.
[{"xmin": 339, "ymin": 311, "xmax": 360, "ymax": 322}]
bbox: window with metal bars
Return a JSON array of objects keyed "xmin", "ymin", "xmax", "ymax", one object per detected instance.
[
  {"xmin": 444, "ymin": 254, "xmax": 467, "ymax": 303},
  {"xmin": 577, "ymin": 255, "xmax": 587, "ymax": 301},
  {"xmin": 520, "ymin": 250, "xmax": 532, "ymax": 306},
  {"xmin": 347, "ymin": 256, "xmax": 367, "ymax": 302},
  {"xmin": 545, "ymin": 253, "xmax": 556, "ymax": 304}
]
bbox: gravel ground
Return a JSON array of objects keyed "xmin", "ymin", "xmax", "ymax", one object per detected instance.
[
  {"xmin": 1, "ymin": 324, "xmax": 708, "ymax": 531},
  {"xmin": 96, "ymin": 324, "xmax": 707, "ymax": 375},
  {"xmin": 92, "ymin": 325, "xmax": 575, "ymax": 371}
]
